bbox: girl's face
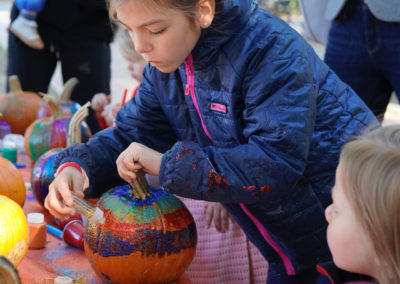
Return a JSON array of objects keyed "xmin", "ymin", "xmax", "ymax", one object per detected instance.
[
  {"xmin": 325, "ymin": 162, "xmax": 377, "ymax": 277},
  {"xmin": 116, "ymin": 1, "xmax": 202, "ymax": 73}
]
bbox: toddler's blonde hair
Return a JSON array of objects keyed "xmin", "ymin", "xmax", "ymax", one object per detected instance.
[{"xmin": 340, "ymin": 125, "xmax": 400, "ymax": 284}]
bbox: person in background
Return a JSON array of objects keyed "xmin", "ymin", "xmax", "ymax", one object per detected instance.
[
  {"xmin": 7, "ymin": 0, "xmax": 114, "ymax": 133},
  {"xmin": 324, "ymin": 125, "xmax": 400, "ymax": 284},
  {"xmin": 45, "ymin": 0, "xmax": 377, "ymax": 282},
  {"xmin": 9, "ymin": 0, "xmax": 46, "ymax": 50},
  {"xmin": 91, "ymin": 27, "xmax": 147, "ymax": 129},
  {"xmin": 324, "ymin": 0, "xmax": 400, "ymax": 121}
]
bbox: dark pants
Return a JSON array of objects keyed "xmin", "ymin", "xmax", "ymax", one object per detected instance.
[
  {"xmin": 324, "ymin": 0, "xmax": 400, "ymax": 121},
  {"xmin": 7, "ymin": 27, "xmax": 111, "ymax": 133}
]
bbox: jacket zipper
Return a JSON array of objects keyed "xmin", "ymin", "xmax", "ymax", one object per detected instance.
[{"xmin": 183, "ymin": 54, "xmax": 295, "ymax": 275}]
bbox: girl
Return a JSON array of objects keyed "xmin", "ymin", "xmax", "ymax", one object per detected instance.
[
  {"xmin": 45, "ymin": 0, "xmax": 377, "ymax": 283},
  {"xmin": 325, "ymin": 125, "xmax": 400, "ymax": 284}
]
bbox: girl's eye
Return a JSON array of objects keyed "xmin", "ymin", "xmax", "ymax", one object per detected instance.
[{"xmin": 150, "ymin": 28, "xmax": 166, "ymax": 35}]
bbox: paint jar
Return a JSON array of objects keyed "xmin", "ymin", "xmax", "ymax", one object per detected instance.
[
  {"xmin": 54, "ymin": 275, "xmax": 73, "ymax": 284},
  {"xmin": 27, "ymin": 213, "xmax": 47, "ymax": 249},
  {"xmin": 62, "ymin": 220, "xmax": 84, "ymax": 250}
]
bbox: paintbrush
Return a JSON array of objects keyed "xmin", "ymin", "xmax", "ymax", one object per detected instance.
[{"xmin": 69, "ymin": 192, "xmax": 105, "ymax": 224}]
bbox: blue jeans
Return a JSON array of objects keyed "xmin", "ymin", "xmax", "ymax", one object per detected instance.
[{"xmin": 324, "ymin": 0, "xmax": 400, "ymax": 120}]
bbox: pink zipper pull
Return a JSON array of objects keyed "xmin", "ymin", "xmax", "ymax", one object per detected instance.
[{"xmin": 185, "ymin": 84, "xmax": 190, "ymax": 95}]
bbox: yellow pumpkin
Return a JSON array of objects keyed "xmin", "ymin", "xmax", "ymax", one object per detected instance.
[
  {"xmin": 0, "ymin": 157, "xmax": 26, "ymax": 207},
  {"xmin": 0, "ymin": 195, "xmax": 29, "ymax": 266}
]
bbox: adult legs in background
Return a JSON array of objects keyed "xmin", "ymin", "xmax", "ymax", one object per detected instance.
[
  {"xmin": 58, "ymin": 34, "xmax": 111, "ymax": 133},
  {"xmin": 6, "ymin": 28, "xmax": 56, "ymax": 93},
  {"xmin": 324, "ymin": 0, "xmax": 400, "ymax": 121}
]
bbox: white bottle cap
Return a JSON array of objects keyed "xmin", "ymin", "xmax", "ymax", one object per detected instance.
[
  {"xmin": 27, "ymin": 213, "xmax": 44, "ymax": 224},
  {"xmin": 54, "ymin": 276, "xmax": 73, "ymax": 284}
]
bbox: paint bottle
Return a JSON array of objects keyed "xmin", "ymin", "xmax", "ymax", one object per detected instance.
[
  {"xmin": 62, "ymin": 220, "xmax": 85, "ymax": 250},
  {"xmin": 54, "ymin": 276, "xmax": 73, "ymax": 284},
  {"xmin": 1, "ymin": 140, "xmax": 17, "ymax": 163},
  {"xmin": 27, "ymin": 213, "xmax": 47, "ymax": 249}
]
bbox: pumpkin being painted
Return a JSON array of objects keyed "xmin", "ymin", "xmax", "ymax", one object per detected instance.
[
  {"xmin": 0, "ymin": 195, "xmax": 29, "ymax": 266},
  {"xmin": 0, "ymin": 157, "xmax": 26, "ymax": 207},
  {"xmin": 84, "ymin": 183, "xmax": 197, "ymax": 284}
]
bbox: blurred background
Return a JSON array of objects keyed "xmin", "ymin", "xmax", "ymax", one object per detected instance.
[{"xmin": 0, "ymin": 0, "xmax": 398, "ymax": 124}]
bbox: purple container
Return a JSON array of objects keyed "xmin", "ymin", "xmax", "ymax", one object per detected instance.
[{"xmin": 0, "ymin": 121, "xmax": 11, "ymax": 139}]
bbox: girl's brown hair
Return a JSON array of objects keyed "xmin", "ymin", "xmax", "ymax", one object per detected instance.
[
  {"xmin": 107, "ymin": 0, "xmax": 200, "ymax": 22},
  {"xmin": 340, "ymin": 125, "xmax": 400, "ymax": 284}
]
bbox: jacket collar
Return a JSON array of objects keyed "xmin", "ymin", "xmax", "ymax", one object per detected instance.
[{"xmin": 191, "ymin": 0, "xmax": 257, "ymax": 68}]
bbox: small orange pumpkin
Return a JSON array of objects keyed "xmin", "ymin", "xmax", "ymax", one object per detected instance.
[
  {"xmin": 0, "ymin": 76, "xmax": 43, "ymax": 134},
  {"xmin": 0, "ymin": 195, "xmax": 29, "ymax": 266},
  {"xmin": 0, "ymin": 157, "xmax": 26, "ymax": 207}
]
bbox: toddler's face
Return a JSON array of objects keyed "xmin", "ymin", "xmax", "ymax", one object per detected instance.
[
  {"xmin": 325, "ymin": 162, "xmax": 376, "ymax": 278},
  {"xmin": 116, "ymin": 1, "xmax": 201, "ymax": 73},
  {"xmin": 127, "ymin": 59, "xmax": 147, "ymax": 82}
]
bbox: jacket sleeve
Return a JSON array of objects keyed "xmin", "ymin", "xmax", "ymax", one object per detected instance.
[
  {"xmin": 159, "ymin": 35, "xmax": 317, "ymax": 205},
  {"xmin": 54, "ymin": 67, "xmax": 178, "ymax": 198}
]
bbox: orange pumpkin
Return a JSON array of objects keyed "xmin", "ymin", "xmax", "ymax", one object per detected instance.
[
  {"xmin": 0, "ymin": 76, "xmax": 43, "ymax": 134},
  {"xmin": 0, "ymin": 195, "xmax": 29, "ymax": 266},
  {"xmin": 0, "ymin": 157, "xmax": 26, "ymax": 207}
]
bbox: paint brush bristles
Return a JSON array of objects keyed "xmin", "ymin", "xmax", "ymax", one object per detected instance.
[{"xmin": 70, "ymin": 192, "xmax": 105, "ymax": 224}]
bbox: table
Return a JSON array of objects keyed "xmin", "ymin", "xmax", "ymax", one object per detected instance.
[{"xmin": 16, "ymin": 155, "xmax": 191, "ymax": 284}]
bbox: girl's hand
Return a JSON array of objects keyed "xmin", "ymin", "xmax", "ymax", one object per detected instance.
[
  {"xmin": 44, "ymin": 167, "xmax": 89, "ymax": 219},
  {"xmin": 205, "ymin": 202, "xmax": 231, "ymax": 233},
  {"xmin": 116, "ymin": 142, "xmax": 163, "ymax": 183}
]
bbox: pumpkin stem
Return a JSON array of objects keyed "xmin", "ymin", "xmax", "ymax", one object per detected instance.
[
  {"xmin": 41, "ymin": 93, "xmax": 63, "ymax": 119},
  {"xmin": 8, "ymin": 76, "xmax": 23, "ymax": 93},
  {"xmin": 67, "ymin": 102, "xmax": 90, "ymax": 146},
  {"xmin": 131, "ymin": 170, "xmax": 150, "ymax": 200},
  {"xmin": 59, "ymin": 78, "xmax": 79, "ymax": 102}
]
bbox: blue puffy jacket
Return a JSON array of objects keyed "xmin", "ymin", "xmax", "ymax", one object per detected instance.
[{"xmin": 55, "ymin": 0, "xmax": 377, "ymax": 279}]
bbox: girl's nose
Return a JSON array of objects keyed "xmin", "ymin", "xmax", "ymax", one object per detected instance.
[{"xmin": 134, "ymin": 37, "xmax": 152, "ymax": 54}]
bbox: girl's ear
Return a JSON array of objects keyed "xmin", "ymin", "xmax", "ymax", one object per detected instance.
[{"xmin": 198, "ymin": 0, "xmax": 215, "ymax": 29}]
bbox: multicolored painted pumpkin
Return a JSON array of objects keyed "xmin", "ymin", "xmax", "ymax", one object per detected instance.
[
  {"xmin": 24, "ymin": 96, "xmax": 91, "ymax": 162},
  {"xmin": 0, "ymin": 195, "xmax": 29, "ymax": 266},
  {"xmin": 31, "ymin": 148, "xmax": 62, "ymax": 205},
  {"xmin": 0, "ymin": 255, "xmax": 22, "ymax": 284},
  {"xmin": 30, "ymin": 104, "xmax": 91, "ymax": 205},
  {"xmin": 0, "ymin": 75, "xmax": 43, "ymax": 134},
  {"xmin": 84, "ymin": 172, "xmax": 197, "ymax": 284},
  {"xmin": 37, "ymin": 77, "xmax": 81, "ymax": 118},
  {"xmin": 0, "ymin": 157, "xmax": 26, "ymax": 207}
]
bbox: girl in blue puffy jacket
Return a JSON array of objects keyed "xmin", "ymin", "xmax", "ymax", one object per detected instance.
[
  {"xmin": 10, "ymin": 0, "xmax": 46, "ymax": 50},
  {"xmin": 44, "ymin": 0, "xmax": 378, "ymax": 283}
]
